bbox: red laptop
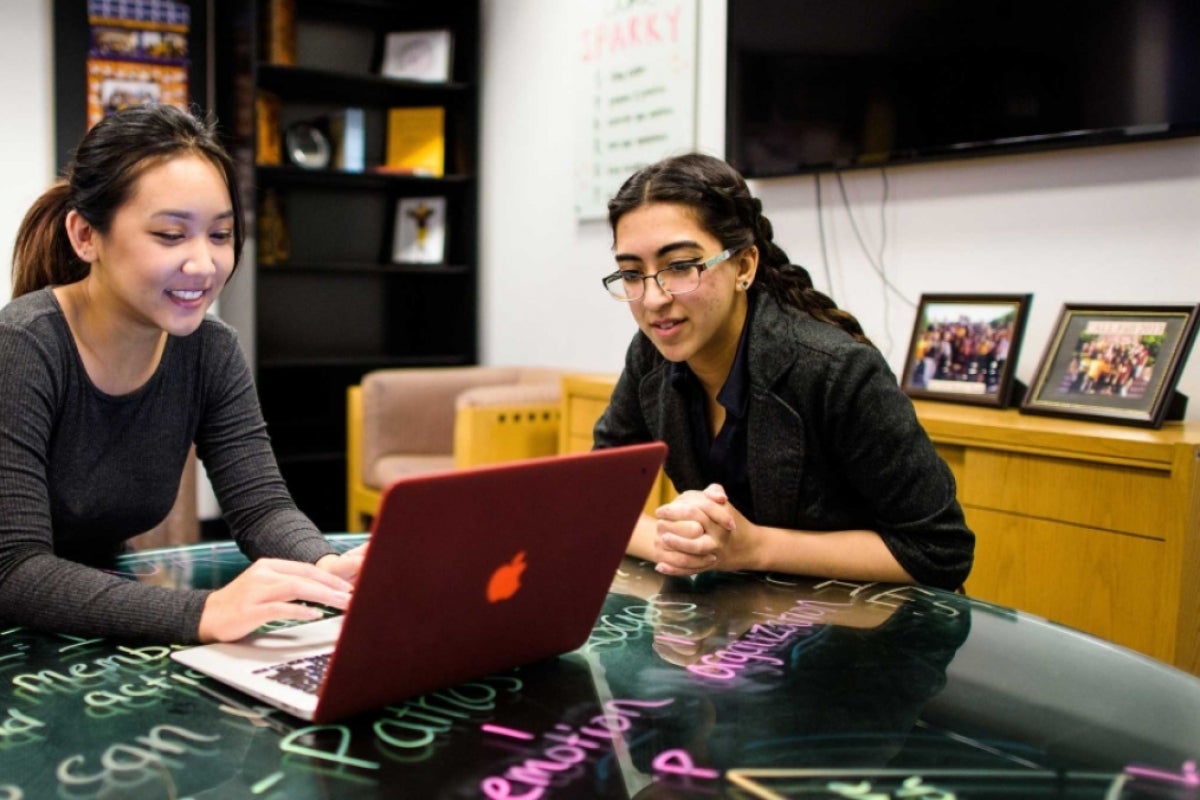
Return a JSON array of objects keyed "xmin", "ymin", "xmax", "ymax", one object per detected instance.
[{"xmin": 171, "ymin": 442, "xmax": 666, "ymax": 722}]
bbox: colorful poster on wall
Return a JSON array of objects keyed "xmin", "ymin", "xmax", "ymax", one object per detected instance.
[
  {"xmin": 86, "ymin": 0, "xmax": 191, "ymax": 129},
  {"xmin": 574, "ymin": 0, "xmax": 699, "ymax": 220}
]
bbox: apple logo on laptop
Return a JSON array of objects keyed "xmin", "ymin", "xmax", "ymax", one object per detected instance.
[{"xmin": 487, "ymin": 551, "xmax": 527, "ymax": 603}]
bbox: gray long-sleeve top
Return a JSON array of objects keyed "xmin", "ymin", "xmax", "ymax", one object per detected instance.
[
  {"xmin": 593, "ymin": 291, "xmax": 974, "ymax": 590},
  {"xmin": 0, "ymin": 287, "xmax": 335, "ymax": 643}
]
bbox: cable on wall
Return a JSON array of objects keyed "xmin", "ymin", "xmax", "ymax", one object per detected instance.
[
  {"xmin": 834, "ymin": 167, "xmax": 916, "ymax": 356},
  {"xmin": 814, "ymin": 172, "xmax": 835, "ymax": 297},
  {"xmin": 816, "ymin": 173, "xmax": 835, "ymax": 302}
]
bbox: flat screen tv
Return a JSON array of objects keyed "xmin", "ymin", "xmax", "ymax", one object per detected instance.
[{"xmin": 726, "ymin": 0, "xmax": 1200, "ymax": 178}]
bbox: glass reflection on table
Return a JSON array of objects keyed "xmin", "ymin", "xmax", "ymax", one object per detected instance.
[{"xmin": 0, "ymin": 535, "xmax": 1197, "ymax": 799}]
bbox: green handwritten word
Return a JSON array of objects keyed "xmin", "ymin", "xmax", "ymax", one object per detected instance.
[
  {"xmin": 0, "ymin": 708, "xmax": 45, "ymax": 751},
  {"xmin": 10, "ymin": 645, "xmax": 174, "ymax": 704},
  {"xmin": 281, "ymin": 726, "xmax": 379, "ymax": 770},
  {"xmin": 375, "ymin": 676, "xmax": 523, "ymax": 751},
  {"xmin": 55, "ymin": 724, "xmax": 220, "ymax": 788},
  {"xmin": 829, "ymin": 776, "xmax": 956, "ymax": 800}
]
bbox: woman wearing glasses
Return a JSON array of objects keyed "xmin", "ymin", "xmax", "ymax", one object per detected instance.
[{"xmin": 594, "ymin": 153, "xmax": 973, "ymax": 590}]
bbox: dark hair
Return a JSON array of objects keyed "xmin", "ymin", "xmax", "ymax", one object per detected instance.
[
  {"xmin": 10, "ymin": 104, "xmax": 245, "ymax": 299},
  {"xmin": 607, "ymin": 152, "xmax": 873, "ymax": 347}
]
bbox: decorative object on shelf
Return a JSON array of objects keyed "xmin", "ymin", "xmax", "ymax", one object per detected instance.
[
  {"xmin": 85, "ymin": 0, "xmax": 191, "ymax": 129},
  {"xmin": 284, "ymin": 121, "xmax": 331, "ymax": 169},
  {"xmin": 900, "ymin": 293, "xmax": 1032, "ymax": 408},
  {"xmin": 255, "ymin": 91, "xmax": 282, "ymax": 166},
  {"xmin": 259, "ymin": 0, "xmax": 295, "ymax": 66},
  {"xmin": 384, "ymin": 107, "xmax": 445, "ymax": 177},
  {"xmin": 327, "ymin": 107, "xmax": 365, "ymax": 172},
  {"xmin": 1021, "ymin": 303, "xmax": 1199, "ymax": 428},
  {"xmin": 257, "ymin": 189, "xmax": 289, "ymax": 266},
  {"xmin": 380, "ymin": 29, "xmax": 453, "ymax": 82},
  {"xmin": 392, "ymin": 197, "xmax": 446, "ymax": 263}
]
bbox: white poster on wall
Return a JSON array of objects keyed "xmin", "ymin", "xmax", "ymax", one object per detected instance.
[{"xmin": 575, "ymin": 0, "xmax": 699, "ymax": 220}]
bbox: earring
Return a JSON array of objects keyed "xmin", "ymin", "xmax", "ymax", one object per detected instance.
[{"xmin": 740, "ymin": 281, "xmax": 750, "ymax": 290}]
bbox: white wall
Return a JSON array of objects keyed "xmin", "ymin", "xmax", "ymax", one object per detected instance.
[
  {"xmin": 479, "ymin": 0, "xmax": 1200, "ymax": 420},
  {"xmin": 0, "ymin": 2, "xmax": 55, "ymax": 302},
  {"xmin": 6, "ymin": 1, "xmax": 1200, "ymax": 419}
]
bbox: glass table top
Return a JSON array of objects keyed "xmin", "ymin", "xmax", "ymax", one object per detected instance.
[{"xmin": 1, "ymin": 534, "xmax": 1198, "ymax": 798}]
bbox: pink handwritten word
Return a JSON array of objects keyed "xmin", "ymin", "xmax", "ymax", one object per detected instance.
[
  {"xmin": 480, "ymin": 698, "xmax": 673, "ymax": 799},
  {"xmin": 580, "ymin": 5, "xmax": 684, "ymax": 62},
  {"xmin": 686, "ymin": 599, "xmax": 828, "ymax": 681},
  {"xmin": 1125, "ymin": 759, "xmax": 1199, "ymax": 786},
  {"xmin": 653, "ymin": 748, "xmax": 719, "ymax": 780},
  {"xmin": 481, "ymin": 724, "xmax": 536, "ymax": 741}
]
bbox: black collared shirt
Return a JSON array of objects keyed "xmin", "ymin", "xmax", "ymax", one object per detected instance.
[{"xmin": 668, "ymin": 294, "xmax": 756, "ymax": 519}]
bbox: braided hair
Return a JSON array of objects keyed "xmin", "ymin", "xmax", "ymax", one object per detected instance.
[{"xmin": 607, "ymin": 153, "xmax": 874, "ymax": 348}]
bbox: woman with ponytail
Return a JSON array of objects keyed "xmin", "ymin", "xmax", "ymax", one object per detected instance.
[
  {"xmin": 594, "ymin": 153, "xmax": 972, "ymax": 590},
  {"xmin": 0, "ymin": 104, "xmax": 362, "ymax": 643}
]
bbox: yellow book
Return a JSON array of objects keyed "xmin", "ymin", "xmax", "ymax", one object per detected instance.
[{"xmin": 384, "ymin": 107, "xmax": 445, "ymax": 177}]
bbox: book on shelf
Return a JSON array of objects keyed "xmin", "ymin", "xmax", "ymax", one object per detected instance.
[
  {"xmin": 259, "ymin": 0, "xmax": 296, "ymax": 66},
  {"xmin": 327, "ymin": 108, "xmax": 365, "ymax": 172},
  {"xmin": 384, "ymin": 107, "xmax": 445, "ymax": 177},
  {"xmin": 257, "ymin": 190, "xmax": 289, "ymax": 265},
  {"xmin": 392, "ymin": 196, "xmax": 447, "ymax": 263},
  {"xmin": 255, "ymin": 91, "xmax": 282, "ymax": 166}
]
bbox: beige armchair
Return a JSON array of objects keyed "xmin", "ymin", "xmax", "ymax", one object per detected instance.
[{"xmin": 346, "ymin": 366, "xmax": 564, "ymax": 531}]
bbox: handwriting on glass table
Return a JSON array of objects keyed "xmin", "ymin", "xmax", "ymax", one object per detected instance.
[
  {"xmin": 55, "ymin": 724, "xmax": 220, "ymax": 788},
  {"xmin": 269, "ymin": 673, "xmax": 528, "ymax": 772},
  {"xmin": 480, "ymin": 697, "xmax": 706, "ymax": 798},
  {"xmin": 8, "ymin": 644, "xmax": 200, "ymax": 719},
  {"xmin": 686, "ymin": 597, "xmax": 834, "ymax": 681},
  {"xmin": 1125, "ymin": 760, "xmax": 1199, "ymax": 787}
]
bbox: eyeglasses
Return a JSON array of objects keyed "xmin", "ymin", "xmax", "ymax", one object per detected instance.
[{"xmin": 601, "ymin": 249, "xmax": 735, "ymax": 302}]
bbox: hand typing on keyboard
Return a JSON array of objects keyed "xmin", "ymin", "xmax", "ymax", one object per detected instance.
[{"xmin": 197, "ymin": 558, "xmax": 355, "ymax": 643}]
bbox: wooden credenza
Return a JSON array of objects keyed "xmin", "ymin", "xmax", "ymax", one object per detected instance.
[
  {"xmin": 560, "ymin": 373, "xmax": 1200, "ymax": 675},
  {"xmin": 913, "ymin": 400, "xmax": 1200, "ymax": 676}
]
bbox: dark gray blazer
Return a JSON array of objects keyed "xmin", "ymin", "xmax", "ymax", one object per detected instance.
[{"xmin": 594, "ymin": 291, "xmax": 974, "ymax": 590}]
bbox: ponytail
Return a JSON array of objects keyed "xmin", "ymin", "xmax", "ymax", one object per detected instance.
[
  {"xmin": 11, "ymin": 182, "xmax": 88, "ymax": 298},
  {"xmin": 609, "ymin": 153, "xmax": 875, "ymax": 348}
]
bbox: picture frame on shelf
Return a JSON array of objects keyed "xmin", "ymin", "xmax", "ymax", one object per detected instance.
[
  {"xmin": 1020, "ymin": 303, "xmax": 1199, "ymax": 428},
  {"xmin": 901, "ymin": 293, "xmax": 1032, "ymax": 408},
  {"xmin": 392, "ymin": 197, "xmax": 447, "ymax": 264},
  {"xmin": 380, "ymin": 29, "xmax": 453, "ymax": 82}
]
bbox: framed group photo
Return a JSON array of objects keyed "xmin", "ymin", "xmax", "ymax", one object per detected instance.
[
  {"xmin": 901, "ymin": 293, "xmax": 1032, "ymax": 408},
  {"xmin": 1021, "ymin": 303, "xmax": 1199, "ymax": 428}
]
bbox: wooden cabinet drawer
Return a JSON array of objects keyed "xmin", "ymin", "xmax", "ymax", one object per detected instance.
[
  {"xmin": 933, "ymin": 443, "xmax": 965, "ymax": 493},
  {"xmin": 962, "ymin": 450, "xmax": 1174, "ymax": 539},
  {"xmin": 966, "ymin": 508, "xmax": 1172, "ymax": 662},
  {"xmin": 563, "ymin": 433, "xmax": 593, "ymax": 454},
  {"xmin": 566, "ymin": 396, "xmax": 610, "ymax": 439}
]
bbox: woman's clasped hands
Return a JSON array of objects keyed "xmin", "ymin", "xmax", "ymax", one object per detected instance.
[
  {"xmin": 653, "ymin": 484, "xmax": 753, "ymax": 577},
  {"xmin": 198, "ymin": 544, "xmax": 368, "ymax": 642}
]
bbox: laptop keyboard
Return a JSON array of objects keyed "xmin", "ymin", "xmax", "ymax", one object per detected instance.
[{"xmin": 253, "ymin": 652, "xmax": 332, "ymax": 695}]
